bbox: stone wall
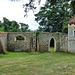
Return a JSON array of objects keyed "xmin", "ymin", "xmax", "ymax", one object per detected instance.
[
  {"xmin": 37, "ymin": 32, "xmax": 68, "ymax": 52},
  {"xmin": 68, "ymin": 24, "xmax": 75, "ymax": 53},
  {"xmin": 0, "ymin": 32, "xmax": 7, "ymax": 53},
  {"xmin": 7, "ymin": 32, "xmax": 36, "ymax": 52},
  {"xmin": 60, "ymin": 33, "xmax": 68, "ymax": 52},
  {"xmin": 0, "ymin": 32, "xmax": 68, "ymax": 53},
  {"xmin": 37, "ymin": 32, "xmax": 60, "ymax": 52}
]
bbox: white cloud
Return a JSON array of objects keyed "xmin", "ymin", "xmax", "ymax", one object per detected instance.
[
  {"xmin": 0, "ymin": 0, "xmax": 46, "ymax": 30},
  {"xmin": 0, "ymin": 0, "xmax": 40, "ymax": 30}
]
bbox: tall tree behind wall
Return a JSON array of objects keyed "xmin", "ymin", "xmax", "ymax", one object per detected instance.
[
  {"xmin": 19, "ymin": 23, "xmax": 29, "ymax": 32},
  {"xmin": 0, "ymin": 17, "xmax": 29, "ymax": 32},
  {"xmin": 35, "ymin": 0, "xmax": 73, "ymax": 32},
  {"xmin": 10, "ymin": 0, "xmax": 75, "ymax": 15},
  {"xmin": 3, "ymin": 17, "xmax": 20, "ymax": 32}
]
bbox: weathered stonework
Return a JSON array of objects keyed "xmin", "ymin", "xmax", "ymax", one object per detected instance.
[
  {"xmin": 68, "ymin": 24, "xmax": 75, "ymax": 53},
  {"xmin": 37, "ymin": 32, "xmax": 68, "ymax": 52},
  {"xmin": 68, "ymin": 15, "xmax": 75, "ymax": 53},
  {"xmin": 7, "ymin": 32, "xmax": 36, "ymax": 52},
  {"xmin": 1, "ymin": 15, "xmax": 75, "ymax": 53},
  {"xmin": 0, "ymin": 32, "xmax": 68, "ymax": 53},
  {"xmin": 59, "ymin": 33, "xmax": 68, "ymax": 52},
  {"xmin": 0, "ymin": 32, "xmax": 7, "ymax": 53}
]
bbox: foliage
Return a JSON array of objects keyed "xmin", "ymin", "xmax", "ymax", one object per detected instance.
[
  {"xmin": 0, "ymin": 17, "xmax": 29, "ymax": 32},
  {"xmin": 3, "ymin": 17, "xmax": 20, "ymax": 32},
  {"xmin": 56, "ymin": 32, "xmax": 59, "ymax": 35},
  {"xmin": 16, "ymin": 36, "xmax": 25, "ymax": 40},
  {"xmin": 19, "ymin": 23, "xmax": 29, "ymax": 32},
  {"xmin": 0, "ymin": 22, "xmax": 4, "ymax": 32},
  {"xmin": 10, "ymin": 0, "xmax": 75, "ymax": 15},
  {"xmin": 71, "ymin": 0, "xmax": 75, "ymax": 14},
  {"xmin": 35, "ymin": 1, "xmax": 73, "ymax": 32},
  {"xmin": 39, "ymin": 50, "xmax": 46, "ymax": 53},
  {"xmin": 33, "ymin": 30, "xmax": 41, "ymax": 36},
  {"xmin": 0, "ymin": 27, "xmax": 4, "ymax": 32}
]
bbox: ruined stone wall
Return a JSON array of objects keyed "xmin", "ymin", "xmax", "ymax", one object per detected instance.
[
  {"xmin": 0, "ymin": 32, "xmax": 68, "ymax": 53},
  {"xmin": 60, "ymin": 33, "xmax": 68, "ymax": 52},
  {"xmin": 0, "ymin": 32, "xmax": 7, "ymax": 53},
  {"xmin": 7, "ymin": 32, "xmax": 36, "ymax": 52},
  {"xmin": 37, "ymin": 32, "xmax": 68, "ymax": 52},
  {"xmin": 68, "ymin": 24, "xmax": 75, "ymax": 53},
  {"xmin": 37, "ymin": 32, "xmax": 60, "ymax": 52}
]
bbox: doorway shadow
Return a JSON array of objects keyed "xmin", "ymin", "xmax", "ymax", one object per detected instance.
[{"xmin": 50, "ymin": 38, "xmax": 55, "ymax": 52}]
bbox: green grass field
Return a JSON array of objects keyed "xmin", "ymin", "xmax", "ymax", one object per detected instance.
[
  {"xmin": 50, "ymin": 47, "xmax": 54, "ymax": 52},
  {"xmin": 0, "ymin": 52, "xmax": 75, "ymax": 75}
]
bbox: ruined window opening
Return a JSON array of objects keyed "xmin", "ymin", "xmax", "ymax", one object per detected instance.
[{"xmin": 15, "ymin": 36, "xmax": 25, "ymax": 41}]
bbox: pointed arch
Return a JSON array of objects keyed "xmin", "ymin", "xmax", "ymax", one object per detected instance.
[{"xmin": 49, "ymin": 37, "xmax": 56, "ymax": 52}]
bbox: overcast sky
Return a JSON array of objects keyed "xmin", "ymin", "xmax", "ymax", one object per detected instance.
[{"xmin": 0, "ymin": 0, "xmax": 46, "ymax": 30}]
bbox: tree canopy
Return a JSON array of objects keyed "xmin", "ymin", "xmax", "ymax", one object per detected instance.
[
  {"xmin": 35, "ymin": 0, "xmax": 73, "ymax": 32},
  {"xmin": 0, "ymin": 17, "xmax": 29, "ymax": 32},
  {"xmin": 10, "ymin": 0, "xmax": 75, "ymax": 15},
  {"xmin": 9, "ymin": 0, "xmax": 75, "ymax": 33}
]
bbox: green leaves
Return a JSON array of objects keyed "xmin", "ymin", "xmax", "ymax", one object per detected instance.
[
  {"xmin": 19, "ymin": 23, "xmax": 29, "ymax": 32},
  {"xmin": 0, "ymin": 17, "xmax": 29, "ymax": 32},
  {"xmin": 35, "ymin": 0, "xmax": 73, "ymax": 33}
]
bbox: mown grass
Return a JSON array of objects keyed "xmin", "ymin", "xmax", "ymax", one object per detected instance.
[
  {"xmin": 0, "ymin": 52, "xmax": 75, "ymax": 75},
  {"xmin": 50, "ymin": 47, "xmax": 54, "ymax": 52}
]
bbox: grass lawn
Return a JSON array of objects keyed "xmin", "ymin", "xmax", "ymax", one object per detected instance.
[
  {"xmin": 0, "ymin": 52, "xmax": 75, "ymax": 75},
  {"xmin": 50, "ymin": 47, "xmax": 54, "ymax": 52}
]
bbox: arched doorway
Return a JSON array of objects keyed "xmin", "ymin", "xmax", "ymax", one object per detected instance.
[{"xmin": 50, "ymin": 38, "xmax": 55, "ymax": 52}]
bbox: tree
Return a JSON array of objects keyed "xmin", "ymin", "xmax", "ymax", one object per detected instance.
[
  {"xmin": 0, "ymin": 21, "xmax": 4, "ymax": 32},
  {"xmin": 10, "ymin": 0, "xmax": 75, "ymax": 15},
  {"xmin": 35, "ymin": 0, "xmax": 73, "ymax": 32},
  {"xmin": 3, "ymin": 17, "xmax": 20, "ymax": 32},
  {"xmin": 0, "ymin": 17, "xmax": 30, "ymax": 32},
  {"xmin": 19, "ymin": 23, "xmax": 29, "ymax": 32}
]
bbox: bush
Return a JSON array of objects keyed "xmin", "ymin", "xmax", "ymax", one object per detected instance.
[
  {"xmin": 39, "ymin": 50, "xmax": 46, "ymax": 53},
  {"xmin": 56, "ymin": 32, "xmax": 59, "ymax": 35}
]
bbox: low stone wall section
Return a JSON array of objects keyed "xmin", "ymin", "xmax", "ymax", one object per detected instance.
[
  {"xmin": 37, "ymin": 32, "xmax": 60, "ymax": 52},
  {"xmin": 0, "ymin": 32, "xmax": 68, "ymax": 53},
  {"xmin": 37, "ymin": 32, "xmax": 68, "ymax": 52},
  {"xmin": 7, "ymin": 32, "xmax": 36, "ymax": 52}
]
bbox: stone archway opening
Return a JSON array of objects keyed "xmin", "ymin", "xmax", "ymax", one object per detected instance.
[{"xmin": 50, "ymin": 38, "xmax": 55, "ymax": 52}]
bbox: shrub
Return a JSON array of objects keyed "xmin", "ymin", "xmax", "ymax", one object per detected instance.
[
  {"xmin": 56, "ymin": 32, "xmax": 59, "ymax": 35},
  {"xmin": 39, "ymin": 50, "xmax": 46, "ymax": 53}
]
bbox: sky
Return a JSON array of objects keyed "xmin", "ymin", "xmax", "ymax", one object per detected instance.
[{"xmin": 0, "ymin": 0, "xmax": 46, "ymax": 30}]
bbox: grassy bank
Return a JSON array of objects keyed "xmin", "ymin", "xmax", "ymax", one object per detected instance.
[{"xmin": 0, "ymin": 52, "xmax": 75, "ymax": 75}]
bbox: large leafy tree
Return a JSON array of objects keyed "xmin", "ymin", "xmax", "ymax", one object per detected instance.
[
  {"xmin": 19, "ymin": 23, "xmax": 29, "ymax": 32},
  {"xmin": 3, "ymin": 17, "xmax": 20, "ymax": 32},
  {"xmin": 35, "ymin": 0, "xmax": 73, "ymax": 32},
  {"xmin": 0, "ymin": 21, "xmax": 4, "ymax": 32},
  {"xmin": 0, "ymin": 17, "xmax": 29, "ymax": 32},
  {"xmin": 10, "ymin": 0, "xmax": 75, "ymax": 15}
]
